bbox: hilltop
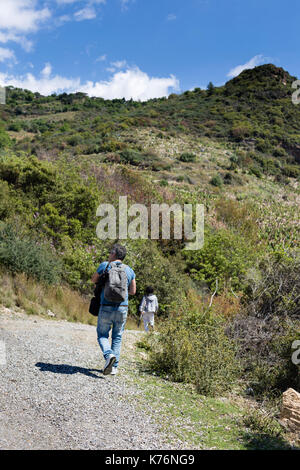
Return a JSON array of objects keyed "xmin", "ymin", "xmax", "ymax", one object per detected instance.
[{"xmin": 2, "ymin": 64, "xmax": 300, "ymax": 164}]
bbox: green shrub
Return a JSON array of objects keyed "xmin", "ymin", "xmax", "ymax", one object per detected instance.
[
  {"xmin": 67, "ymin": 134, "xmax": 81, "ymax": 146},
  {"xmin": 61, "ymin": 242, "xmax": 96, "ymax": 291},
  {"xmin": 178, "ymin": 152, "xmax": 196, "ymax": 163},
  {"xmin": 282, "ymin": 164, "xmax": 300, "ymax": 178},
  {"xmin": 230, "ymin": 122, "xmax": 253, "ymax": 140},
  {"xmin": 8, "ymin": 122, "xmax": 22, "ymax": 132},
  {"xmin": 249, "ymin": 166, "xmax": 262, "ymax": 178},
  {"xmin": 119, "ymin": 149, "xmax": 145, "ymax": 166},
  {"xmin": 273, "ymin": 147, "xmax": 287, "ymax": 158},
  {"xmin": 100, "ymin": 140, "xmax": 127, "ymax": 152},
  {"xmin": 0, "ymin": 122, "xmax": 11, "ymax": 149},
  {"xmin": 176, "ymin": 175, "xmax": 185, "ymax": 182},
  {"xmin": 184, "ymin": 228, "xmax": 255, "ymax": 291},
  {"xmin": 125, "ymin": 240, "xmax": 190, "ymax": 317},
  {"xmin": 241, "ymin": 409, "xmax": 287, "ymax": 450},
  {"xmin": 256, "ymin": 138, "xmax": 272, "ymax": 153},
  {"xmin": 0, "ymin": 224, "xmax": 62, "ymax": 284},
  {"xmin": 210, "ymin": 174, "xmax": 223, "ymax": 187},
  {"xmin": 148, "ymin": 291, "xmax": 240, "ymax": 396}
]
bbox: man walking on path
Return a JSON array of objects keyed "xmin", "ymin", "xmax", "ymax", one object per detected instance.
[
  {"xmin": 91, "ymin": 244, "xmax": 136, "ymax": 375},
  {"xmin": 139, "ymin": 286, "xmax": 158, "ymax": 332}
]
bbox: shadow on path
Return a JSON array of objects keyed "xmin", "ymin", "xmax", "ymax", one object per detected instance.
[{"xmin": 35, "ymin": 362, "xmax": 104, "ymax": 379}]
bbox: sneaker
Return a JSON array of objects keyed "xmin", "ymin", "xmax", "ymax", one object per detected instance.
[
  {"xmin": 103, "ymin": 354, "xmax": 116, "ymax": 375},
  {"xmin": 110, "ymin": 366, "xmax": 118, "ymax": 375}
]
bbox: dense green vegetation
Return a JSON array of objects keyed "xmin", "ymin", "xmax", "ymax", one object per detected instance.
[
  {"xmin": 0, "ymin": 64, "xmax": 299, "ymax": 423},
  {"xmin": 2, "ymin": 65, "xmax": 300, "ymax": 176}
]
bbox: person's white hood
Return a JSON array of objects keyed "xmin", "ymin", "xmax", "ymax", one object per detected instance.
[
  {"xmin": 140, "ymin": 294, "xmax": 158, "ymax": 313},
  {"xmin": 146, "ymin": 294, "xmax": 156, "ymax": 300}
]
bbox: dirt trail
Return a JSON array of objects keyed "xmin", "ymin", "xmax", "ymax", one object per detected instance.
[{"xmin": 0, "ymin": 307, "xmax": 181, "ymax": 450}]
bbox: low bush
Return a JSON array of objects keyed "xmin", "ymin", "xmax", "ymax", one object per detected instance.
[
  {"xmin": 119, "ymin": 149, "xmax": 146, "ymax": 166},
  {"xmin": 147, "ymin": 291, "xmax": 240, "ymax": 396},
  {"xmin": 210, "ymin": 174, "xmax": 223, "ymax": 187},
  {"xmin": 229, "ymin": 314, "xmax": 299, "ymax": 397},
  {"xmin": 282, "ymin": 164, "xmax": 300, "ymax": 179},
  {"xmin": 241, "ymin": 408, "xmax": 288, "ymax": 450},
  {"xmin": 244, "ymin": 253, "xmax": 300, "ymax": 318},
  {"xmin": 178, "ymin": 152, "xmax": 196, "ymax": 163},
  {"xmin": 0, "ymin": 224, "xmax": 62, "ymax": 284},
  {"xmin": 184, "ymin": 228, "xmax": 255, "ymax": 291},
  {"xmin": 249, "ymin": 166, "xmax": 262, "ymax": 178},
  {"xmin": 228, "ymin": 253, "xmax": 300, "ymax": 396},
  {"xmin": 0, "ymin": 123, "xmax": 11, "ymax": 149}
]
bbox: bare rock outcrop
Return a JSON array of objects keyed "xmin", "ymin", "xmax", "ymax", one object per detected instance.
[{"xmin": 280, "ymin": 388, "xmax": 300, "ymax": 432}]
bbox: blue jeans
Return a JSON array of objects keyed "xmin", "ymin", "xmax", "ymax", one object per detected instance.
[{"xmin": 96, "ymin": 305, "xmax": 128, "ymax": 369}]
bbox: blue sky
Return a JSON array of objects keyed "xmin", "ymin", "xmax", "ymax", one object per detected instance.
[{"xmin": 0, "ymin": 0, "xmax": 299, "ymax": 100}]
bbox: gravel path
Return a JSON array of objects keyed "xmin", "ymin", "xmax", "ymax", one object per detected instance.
[{"xmin": 0, "ymin": 308, "xmax": 181, "ymax": 450}]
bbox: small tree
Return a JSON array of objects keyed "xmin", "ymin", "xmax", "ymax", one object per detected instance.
[{"xmin": 207, "ymin": 82, "xmax": 215, "ymax": 96}]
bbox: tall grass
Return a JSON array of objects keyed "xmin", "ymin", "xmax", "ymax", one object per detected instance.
[{"xmin": 0, "ymin": 268, "xmax": 95, "ymax": 325}]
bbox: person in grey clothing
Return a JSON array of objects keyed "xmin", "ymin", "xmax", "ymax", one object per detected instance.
[{"xmin": 139, "ymin": 286, "xmax": 158, "ymax": 332}]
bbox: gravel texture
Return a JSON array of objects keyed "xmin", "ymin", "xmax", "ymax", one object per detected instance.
[{"xmin": 0, "ymin": 307, "xmax": 182, "ymax": 450}]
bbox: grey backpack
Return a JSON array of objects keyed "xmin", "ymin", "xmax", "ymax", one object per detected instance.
[{"xmin": 104, "ymin": 262, "xmax": 128, "ymax": 303}]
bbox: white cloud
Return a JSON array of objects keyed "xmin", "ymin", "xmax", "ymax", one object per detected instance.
[
  {"xmin": 74, "ymin": 6, "xmax": 96, "ymax": 21},
  {"xmin": 95, "ymin": 54, "xmax": 107, "ymax": 62},
  {"xmin": 55, "ymin": 14, "xmax": 72, "ymax": 25},
  {"xmin": 41, "ymin": 62, "xmax": 52, "ymax": 78},
  {"xmin": 0, "ymin": 0, "xmax": 51, "ymax": 33},
  {"xmin": 0, "ymin": 47, "xmax": 16, "ymax": 62},
  {"xmin": 57, "ymin": 0, "xmax": 106, "ymax": 3},
  {"xmin": 0, "ymin": 0, "xmax": 105, "ymax": 53},
  {"xmin": 56, "ymin": 0, "xmax": 81, "ymax": 3},
  {"xmin": 0, "ymin": 63, "xmax": 80, "ymax": 95},
  {"xmin": 79, "ymin": 67, "xmax": 179, "ymax": 100},
  {"xmin": 0, "ymin": 31, "xmax": 32, "ymax": 51},
  {"xmin": 0, "ymin": 0, "xmax": 50, "ymax": 53},
  {"xmin": 111, "ymin": 60, "xmax": 127, "ymax": 68},
  {"xmin": 0, "ymin": 64, "xmax": 179, "ymax": 101},
  {"xmin": 227, "ymin": 54, "xmax": 268, "ymax": 78},
  {"xmin": 106, "ymin": 60, "xmax": 127, "ymax": 73},
  {"xmin": 167, "ymin": 13, "xmax": 177, "ymax": 21},
  {"xmin": 120, "ymin": 0, "xmax": 133, "ymax": 11}
]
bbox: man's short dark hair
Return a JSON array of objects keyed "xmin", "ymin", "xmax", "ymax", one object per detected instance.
[
  {"xmin": 146, "ymin": 286, "xmax": 154, "ymax": 295},
  {"xmin": 111, "ymin": 243, "xmax": 127, "ymax": 260}
]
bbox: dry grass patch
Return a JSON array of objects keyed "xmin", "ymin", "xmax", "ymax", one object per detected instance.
[{"xmin": 0, "ymin": 269, "xmax": 94, "ymax": 325}]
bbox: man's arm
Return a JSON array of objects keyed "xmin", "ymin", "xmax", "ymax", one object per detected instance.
[
  {"xmin": 129, "ymin": 278, "xmax": 136, "ymax": 295},
  {"xmin": 91, "ymin": 262, "xmax": 106, "ymax": 284},
  {"xmin": 91, "ymin": 272, "xmax": 100, "ymax": 284}
]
